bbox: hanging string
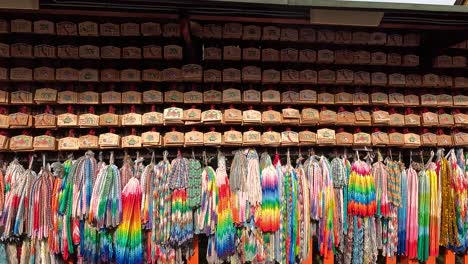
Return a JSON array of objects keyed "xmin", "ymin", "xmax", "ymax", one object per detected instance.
[
  {"xmin": 417, "ymin": 165, "xmax": 430, "ymax": 261},
  {"xmin": 215, "ymin": 151, "xmax": 236, "ymax": 259},
  {"xmin": 57, "ymin": 158, "xmax": 74, "ymax": 259},
  {"xmin": 273, "ymin": 151, "xmax": 283, "ymax": 263},
  {"xmin": 230, "ymin": 149, "xmax": 248, "ymax": 225},
  {"xmin": 318, "ymin": 156, "xmax": 335, "ymax": 258},
  {"xmin": 2, "ymin": 158, "xmax": 26, "ymax": 239},
  {"xmin": 330, "ymin": 156, "xmax": 346, "ymax": 261},
  {"xmin": 12, "ymin": 156, "xmax": 36, "ymax": 238},
  {"xmin": 140, "ymin": 152, "xmax": 155, "ymax": 230},
  {"xmin": 120, "ymin": 152, "xmax": 134, "ymax": 191},
  {"xmin": 397, "ymin": 159, "xmax": 408, "ymax": 256},
  {"xmin": 427, "ymin": 156, "xmax": 439, "ymax": 257},
  {"xmin": 246, "ymin": 148, "xmax": 262, "ymax": 207},
  {"xmin": 439, "ymin": 153, "xmax": 459, "ymax": 248},
  {"xmin": 348, "ymin": 155, "xmax": 376, "ymax": 217}
]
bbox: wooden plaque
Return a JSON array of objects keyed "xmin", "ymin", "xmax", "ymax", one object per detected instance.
[
  {"xmin": 319, "ymin": 109, "xmax": 337, "ymax": 125},
  {"xmin": 0, "ymin": 43, "xmax": 9, "ymax": 58},
  {"xmin": 299, "ymin": 28, "xmax": 316, "ymax": 42},
  {"xmin": 372, "ymin": 110, "xmax": 390, "ymax": 125},
  {"xmin": 421, "ymin": 94, "xmax": 437, "ymax": 106},
  {"xmin": 0, "ymin": 20, "xmax": 8, "ymax": 34},
  {"xmin": 203, "ymin": 24, "xmax": 222, "ymax": 39},
  {"xmin": 453, "ymin": 56, "xmax": 466, "ymax": 68},
  {"xmin": 79, "ymin": 135, "xmax": 99, "ymax": 149},
  {"xmin": 405, "ymin": 114, "xmax": 421, "ymax": 127},
  {"xmin": 33, "ymin": 135, "xmax": 56, "ymax": 151},
  {"xmin": 301, "ymin": 108, "xmax": 319, "ymax": 125},
  {"xmin": 421, "ymin": 132, "xmax": 437, "ymax": 146},
  {"xmin": 101, "ymin": 46, "xmax": 121, "ymax": 59},
  {"xmin": 204, "ymin": 69, "xmax": 222, "ymax": 83},
  {"xmin": 317, "ymin": 49, "xmax": 334, "ymax": 63},
  {"xmin": 122, "ymin": 46, "xmax": 142, "ymax": 59},
  {"xmin": 223, "ymin": 68, "xmax": 241, "ymax": 83},
  {"xmin": 56, "ymin": 67, "xmax": 78, "ymax": 81},
  {"xmin": 262, "ymin": 109, "xmax": 282, "ymax": 124},
  {"xmin": 142, "ymin": 131, "xmax": 161, "ymax": 147},
  {"xmin": 281, "ymin": 131, "xmax": 299, "ymax": 146},
  {"xmin": 185, "ymin": 131, "xmax": 204, "ymax": 147},
  {"xmin": 204, "ymin": 47, "xmax": 221, "ymax": 60},
  {"xmin": 99, "ymin": 133, "xmax": 120, "ymax": 148},
  {"xmin": 262, "ymin": 26, "xmax": 280, "ymax": 40},
  {"xmin": 262, "ymin": 69, "xmax": 281, "ymax": 84},
  {"xmin": 439, "ymin": 113, "xmax": 454, "ymax": 127},
  {"xmin": 223, "ymin": 23, "xmax": 242, "ymax": 39},
  {"xmin": 34, "ymin": 44, "xmax": 56, "ymax": 58},
  {"xmin": 389, "ymin": 73, "xmax": 406, "ymax": 86},
  {"xmin": 224, "ymin": 108, "xmax": 242, "ymax": 123},
  {"xmin": 262, "ymin": 48, "xmax": 279, "ymax": 62},
  {"xmin": 389, "ymin": 132, "xmax": 404, "ymax": 146},
  {"xmin": 101, "ymin": 91, "xmax": 122, "ymax": 104},
  {"xmin": 79, "ymin": 21, "xmax": 98, "ymax": 36},
  {"xmin": 371, "ymin": 72, "xmax": 387, "ymax": 86},
  {"xmin": 34, "ymin": 67, "xmax": 55, "ymax": 81},
  {"xmin": 143, "ymin": 90, "xmax": 163, "ymax": 104},
  {"xmin": 243, "ymin": 130, "xmax": 262, "ymax": 146},
  {"xmin": 164, "ymin": 90, "xmax": 183, "ymax": 103},
  {"xmin": 141, "ymin": 22, "xmax": 161, "ymax": 36},
  {"xmin": 335, "ymin": 50, "xmax": 353, "ymax": 64},
  {"xmin": 100, "ymin": 69, "xmax": 120, "ymax": 82},
  {"xmin": 404, "ymin": 133, "xmax": 421, "ymax": 148},
  {"xmin": 299, "ymin": 49, "xmax": 316, "ymax": 63},
  {"xmin": 370, "ymin": 52, "xmax": 386, "ymax": 65},
  {"xmin": 406, "ymin": 74, "xmax": 422, "ymax": 87},
  {"xmin": 299, "ymin": 70, "xmax": 317, "ymax": 84},
  {"xmin": 34, "ymin": 20, "xmax": 54, "ymax": 34},
  {"xmin": 299, "ymin": 130, "xmax": 317, "ymax": 145},
  {"xmin": 122, "ymin": 135, "xmax": 143, "ymax": 149},
  {"xmin": 280, "ymin": 48, "xmax": 298, "ymax": 62},
  {"xmin": 11, "ymin": 91, "xmax": 32, "ymax": 104},
  {"xmin": 122, "ymin": 113, "xmax": 142, "ymax": 126},
  {"xmin": 262, "ymin": 90, "xmax": 280, "ymax": 104},
  {"xmin": 121, "ymin": 23, "xmax": 140, "ymax": 36},
  {"xmin": 203, "ymin": 90, "xmax": 222, "ymax": 104},
  {"xmin": 202, "ymin": 109, "xmax": 222, "ymax": 123},
  {"xmin": 317, "ymin": 30, "xmax": 335, "ymax": 43},
  {"xmin": 423, "ymin": 74, "xmax": 440, "ymax": 87},
  {"xmin": 336, "ymin": 69, "xmax": 354, "ymax": 84},
  {"xmin": 280, "ymin": 28, "xmax": 298, "ymax": 42},
  {"xmin": 79, "ymin": 45, "xmax": 100, "ymax": 59},
  {"xmin": 318, "ymin": 92, "xmax": 334, "ymax": 105},
  {"xmin": 57, "ymin": 21, "xmax": 77, "ymax": 36},
  {"xmin": 242, "ymin": 66, "xmax": 261, "ymax": 82},
  {"xmin": 282, "ymin": 91, "xmax": 299, "ymax": 104},
  {"xmin": 317, "ymin": 128, "xmax": 336, "ymax": 145},
  {"xmin": 9, "ymin": 112, "xmax": 32, "ymax": 127},
  {"xmin": 11, "ymin": 43, "xmax": 32, "ymax": 58},
  {"xmin": 0, "ymin": 90, "xmax": 7, "ymax": 104},
  {"xmin": 243, "ymin": 25, "xmax": 261, "ymax": 40},
  {"xmin": 164, "ymin": 45, "xmax": 183, "ymax": 60},
  {"xmin": 141, "ymin": 69, "xmax": 161, "ymax": 82},
  {"xmin": 98, "ymin": 112, "xmax": 119, "ymax": 128},
  {"xmin": 404, "ymin": 33, "xmax": 420, "ymax": 47},
  {"xmin": 10, "ymin": 67, "xmax": 32, "ymax": 81},
  {"xmin": 371, "ymin": 92, "xmax": 388, "ymax": 105},
  {"xmin": 437, "ymin": 94, "xmax": 453, "ymax": 107},
  {"xmin": 387, "ymin": 34, "xmax": 403, "ymax": 46},
  {"xmin": 403, "ymin": 55, "xmax": 419, "ymax": 67},
  {"xmin": 299, "ymin": 89, "xmax": 317, "ymax": 104},
  {"xmin": 369, "ymin": 32, "xmax": 387, "ymax": 45},
  {"xmin": 58, "ymin": 91, "xmax": 77, "ymax": 104},
  {"xmin": 404, "ymin": 94, "xmax": 419, "ymax": 106},
  {"xmin": 58, "ymin": 45, "xmax": 79, "ymax": 59},
  {"xmin": 336, "ymin": 92, "xmax": 353, "ymax": 104},
  {"xmin": 224, "ymin": 46, "xmax": 241, "ymax": 61},
  {"xmin": 142, "ymin": 111, "xmax": 163, "ymax": 125},
  {"xmin": 335, "ymin": 31, "xmax": 352, "ymax": 44},
  {"xmin": 243, "ymin": 89, "xmax": 261, "ymax": 104},
  {"xmin": 100, "ymin": 23, "xmax": 120, "ymax": 36},
  {"xmin": 79, "ymin": 113, "xmax": 99, "ymax": 127},
  {"xmin": 387, "ymin": 53, "xmax": 402, "ymax": 66},
  {"xmin": 243, "ymin": 47, "xmax": 260, "ymax": 61},
  {"xmin": 122, "ymin": 91, "xmax": 142, "ymax": 104},
  {"xmin": 34, "ymin": 113, "xmax": 56, "ymax": 128},
  {"xmin": 183, "ymin": 108, "xmax": 202, "ymax": 122},
  {"xmin": 10, "ymin": 135, "xmax": 33, "ymax": 151},
  {"xmin": 318, "ymin": 70, "xmax": 336, "ymax": 84},
  {"xmin": 79, "ymin": 91, "xmax": 99, "ymax": 104},
  {"xmin": 79, "ymin": 68, "xmax": 99, "ymax": 82},
  {"xmin": 34, "ymin": 88, "xmax": 57, "ymax": 103},
  {"xmin": 185, "ymin": 90, "xmax": 204, "ymax": 104},
  {"xmin": 182, "ymin": 64, "xmax": 203, "ymax": 82},
  {"xmin": 222, "ymin": 88, "xmax": 241, "ymax": 103},
  {"xmin": 57, "ymin": 113, "xmax": 78, "ymax": 127},
  {"xmin": 203, "ymin": 131, "xmax": 222, "ymax": 146},
  {"xmin": 336, "ymin": 132, "xmax": 353, "ymax": 146},
  {"xmin": 422, "ymin": 112, "xmax": 439, "ymax": 126},
  {"xmin": 11, "ymin": 19, "xmax": 31, "ymax": 33},
  {"xmin": 354, "ymin": 71, "xmax": 370, "ymax": 85},
  {"xmin": 120, "ymin": 69, "xmax": 140, "ymax": 82},
  {"xmin": 353, "ymin": 51, "xmax": 371, "ymax": 64}
]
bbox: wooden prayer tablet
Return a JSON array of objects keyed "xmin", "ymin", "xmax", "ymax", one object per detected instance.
[
  {"xmin": 0, "ymin": 90, "xmax": 8, "ymax": 104},
  {"xmin": 11, "ymin": 43, "xmax": 33, "ymax": 58},
  {"xmin": 454, "ymin": 132, "xmax": 468, "ymax": 147},
  {"xmin": 223, "ymin": 23, "xmax": 242, "ymax": 39},
  {"xmin": 121, "ymin": 113, "xmax": 142, "ymax": 126},
  {"xmin": 162, "ymin": 23, "xmax": 180, "ymax": 37},
  {"xmin": 372, "ymin": 110, "xmax": 390, "ymax": 125},
  {"xmin": 33, "ymin": 135, "xmax": 56, "ymax": 151},
  {"xmin": 423, "ymin": 74, "xmax": 440, "ymax": 87},
  {"xmin": 405, "ymin": 74, "xmax": 422, "ymax": 87},
  {"xmin": 0, "ymin": 43, "xmax": 9, "ymax": 58},
  {"xmin": 454, "ymin": 77, "xmax": 468, "ymax": 88},
  {"xmin": 281, "ymin": 131, "xmax": 299, "ymax": 146},
  {"xmin": 9, "ymin": 112, "xmax": 32, "ymax": 127},
  {"xmin": 58, "ymin": 45, "xmax": 79, "ymax": 59},
  {"xmin": 371, "ymin": 72, "xmax": 387, "ymax": 86},
  {"xmin": 453, "ymin": 56, "xmax": 466, "ymax": 68},
  {"xmin": 299, "ymin": 28, "xmax": 316, "ymax": 42},
  {"xmin": 224, "ymin": 46, "xmax": 241, "ymax": 61},
  {"xmin": 299, "ymin": 90, "xmax": 317, "ymax": 104},
  {"xmin": 317, "ymin": 29, "xmax": 335, "ymax": 43},
  {"xmin": 282, "ymin": 91, "xmax": 299, "ymax": 104},
  {"xmin": 262, "ymin": 109, "xmax": 282, "ymax": 124},
  {"xmin": 242, "ymin": 66, "xmax": 261, "ymax": 83},
  {"xmin": 243, "ymin": 89, "xmax": 261, "ymax": 104},
  {"xmin": 369, "ymin": 32, "xmax": 387, "ymax": 45},
  {"xmin": 317, "ymin": 128, "xmax": 336, "ymax": 145},
  {"xmin": 439, "ymin": 113, "xmax": 454, "ymax": 127},
  {"xmin": 101, "ymin": 46, "xmax": 121, "ymax": 59},
  {"xmin": 317, "ymin": 49, "xmax": 334, "ymax": 64},
  {"xmin": 141, "ymin": 22, "xmax": 161, "ymax": 36},
  {"xmin": 56, "ymin": 67, "xmax": 79, "ymax": 81},
  {"xmin": 34, "ymin": 88, "xmax": 57, "ymax": 103},
  {"xmin": 185, "ymin": 90, "xmax": 203, "ymax": 104},
  {"xmin": 336, "ymin": 132, "xmax": 353, "ymax": 146},
  {"xmin": 122, "ymin": 47, "xmax": 142, "ymax": 59},
  {"xmin": 262, "ymin": 48, "xmax": 279, "ymax": 62},
  {"xmin": 353, "ymin": 92, "xmax": 369, "ymax": 105},
  {"xmin": 335, "ymin": 92, "xmax": 353, "ymax": 104},
  {"xmin": 34, "ymin": 67, "xmax": 55, "ymax": 81},
  {"xmin": 143, "ymin": 111, "xmax": 163, "ymax": 125},
  {"xmin": 142, "ymin": 131, "xmax": 161, "ymax": 147},
  {"xmin": 11, "ymin": 19, "xmax": 32, "ymax": 33},
  {"xmin": 281, "ymin": 69, "xmax": 299, "ymax": 84},
  {"xmin": 162, "ymin": 68, "xmax": 181, "ymax": 82},
  {"xmin": 204, "ymin": 90, "xmax": 222, "ymax": 104},
  {"xmin": 243, "ymin": 47, "xmax": 260, "ymax": 61},
  {"xmin": 58, "ymin": 91, "xmax": 78, "ymax": 104},
  {"xmin": 10, "ymin": 67, "xmax": 32, "ymax": 81},
  {"xmin": 262, "ymin": 26, "xmax": 280, "ymax": 40},
  {"xmin": 0, "ymin": 20, "xmax": 8, "ymax": 33},
  {"xmin": 185, "ymin": 131, "xmax": 204, "ymax": 147},
  {"xmin": 405, "ymin": 114, "xmax": 421, "ymax": 127},
  {"xmin": 403, "ymin": 33, "xmax": 420, "ymax": 47},
  {"xmin": 404, "ymin": 94, "xmax": 419, "ymax": 106},
  {"xmin": 204, "ymin": 69, "xmax": 222, "ymax": 83},
  {"xmin": 319, "ymin": 109, "xmax": 337, "ymax": 125},
  {"xmin": 79, "ymin": 68, "xmax": 99, "ymax": 82},
  {"xmin": 203, "ymin": 131, "xmax": 222, "ymax": 146},
  {"xmin": 121, "ymin": 23, "xmax": 140, "ymax": 36},
  {"xmin": 57, "ymin": 21, "xmax": 77, "ymax": 36},
  {"xmin": 34, "ymin": 113, "xmax": 56, "ymax": 128},
  {"xmin": 262, "ymin": 90, "xmax": 280, "ymax": 104},
  {"xmin": 34, "ymin": 20, "xmax": 54, "ymax": 34},
  {"xmin": 222, "ymin": 68, "xmax": 241, "ymax": 83},
  {"xmin": 437, "ymin": 94, "xmax": 453, "ymax": 107},
  {"xmin": 34, "ymin": 44, "xmax": 56, "ymax": 58},
  {"xmin": 299, "ymin": 130, "xmax": 317, "ymax": 146},
  {"xmin": 336, "ymin": 69, "xmax": 354, "ymax": 84},
  {"xmin": 100, "ymin": 23, "xmax": 120, "ymax": 36},
  {"xmin": 387, "ymin": 34, "xmax": 403, "ymax": 46},
  {"xmin": 203, "ymin": 24, "xmax": 222, "ymax": 39},
  {"xmin": 101, "ymin": 91, "xmax": 122, "ymax": 104},
  {"xmin": 354, "ymin": 71, "xmax": 370, "ymax": 85},
  {"xmin": 142, "ymin": 90, "xmax": 163, "ymax": 104},
  {"xmin": 318, "ymin": 70, "xmax": 335, "ymax": 84},
  {"xmin": 79, "ymin": 45, "xmax": 100, "ymax": 59},
  {"xmin": 10, "ymin": 135, "xmax": 33, "ymax": 151},
  {"xmin": 371, "ymin": 92, "xmax": 388, "ymax": 105},
  {"xmin": 387, "ymin": 53, "xmax": 402, "ymax": 66},
  {"xmin": 204, "ymin": 47, "xmax": 222, "ymax": 60},
  {"xmin": 262, "ymin": 131, "xmax": 281, "ymax": 146},
  {"xmin": 403, "ymin": 55, "xmax": 419, "ymax": 67},
  {"xmin": 352, "ymin": 31, "xmax": 370, "ymax": 45},
  {"xmin": 100, "ymin": 69, "xmax": 120, "ymax": 82},
  {"xmin": 79, "ymin": 91, "xmax": 99, "ymax": 104},
  {"xmin": 420, "ymin": 94, "xmax": 438, "ymax": 107},
  {"xmin": 335, "ymin": 31, "xmax": 352, "ymax": 44},
  {"xmin": 224, "ymin": 108, "xmax": 242, "ymax": 123},
  {"xmin": 354, "ymin": 132, "xmax": 371, "ymax": 146},
  {"xmin": 299, "ymin": 70, "xmax": 317, "ymax": 84},
  {"xmin": 370, "ymin": 52, "xmax": 386, "ymax": 65},
  {"xmin": 353, "ymin": 51, "xmax": 370, "ymax": 64},
  {"xmin": 435, "ymin": 55, "xmax": 452, "ymax": 68},
  {"xmin": 336, "ymin": 49, "xmax": 356, "ymax": 64},
  {"xmin": 142, "ymin": 69, "xmax": 161, "ymax": 82},
  {"xmin": 280, "ymin": 28, "xmax": 298, "ymax": 42},
  {"xmin": 79, "ymin": 135, "xmax": 99, "ymax": 150},
  {"xmin": 99, "ymin": 133, "xmax": 121, "ymax": 148},
  {"xmin": 11, "ymin": 91, "xmax": 33, "ymax": 104},
  {"xmin": 421, "ymin": 132, "xmax": 437, "ymax": 146},
  {"xmin": 243, "ymin": 25, "xmax": 261, "ymax": 40},
  {"xmin": 299, "ymin": 49, "xmax": 316, "ymax": 63},
  {"xmin": 164, "ymin": 90, "xmax": 183, "ymax": 104},
  {"xmin": 79, "ymin": 21, "xmax": 98, "ymax": 36},
  {"xmin": 280, "ymin": 48, "xmax": 298, "ymax": 62},
  {"xmin": 243, "ymin": 130, "xmax": 262, "ymax": 146},
  {"xmin": 388, "ymin": 73, "xmax": 405, "ymax": 87},
  {"xmin": 182, "ymin": 64, "xmax": 203, "ymax": 82},
  {"xmin": 164, "ymin": 45, "xmax": 183, "ymax": 60}
]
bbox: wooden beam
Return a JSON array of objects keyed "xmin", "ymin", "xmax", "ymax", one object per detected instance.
[{"xmin": 0, "ymin": 8, "xmax": 179, "ymax": 19}]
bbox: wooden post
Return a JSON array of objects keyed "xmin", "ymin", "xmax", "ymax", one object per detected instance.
[
  {"xmin": 445, "ymin": 250, "xmax": 455, "ymax": 264},
  {"xmin": 187, "ymin": 236, "xmax": 199, "ymax": 264},
  {"xmin": 426, "ymin": 256, "xmax": 436, "ymax": 264},
  {"xmin": 464, "ymin": 255, "xmax": 468, "ymax": 264},
  {"xmin": 303, "ymin": 238, "xmax": 313, "ymax": 264}
]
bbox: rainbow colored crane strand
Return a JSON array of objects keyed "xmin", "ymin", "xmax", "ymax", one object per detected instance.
[
  {"xmin": 215, "ymin": 153, "xmax": 235, "ymax": 259},
  {"xmin": 418, "ymin": 168, "xmax": 430, "ymax": 261},
  {"xmin": 427, "ymin": 162, "xmax": 439, "ymax": 257},
  {"xmin": 115, "ymin": 177, "xmax": 143, "ymax": 264},
  {"xmin": 258, "ymin": 152, "xmax": 280, "ymax": 232},
  {"xmin": 28, "ymin": 165, "xmax": 53, "ymax": 240},
  {"xmin": 348, "ymin": 160, "xmax": 376, "ymax": 217}
]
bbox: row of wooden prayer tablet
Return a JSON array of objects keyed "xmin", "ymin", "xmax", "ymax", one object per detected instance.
[
  {"xmin": 2, "ymin": 66, "xmax": 468, "ymax": 87},
  {"xmin": 4, "ymin": 107, "xmax": 468, "ymax": 129},
  {"xmin": 4, "ymin": 128, "xmax": 467, "ymax": 151},
  {"xmin": 6, "ymin": 88, "xmax": 468, "ymax": 106},
  {"xmin": 1, "ymin": 19, "xmax": 420, "ymax": 46}
]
